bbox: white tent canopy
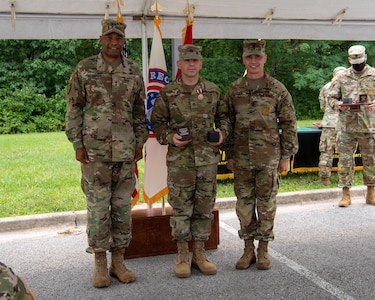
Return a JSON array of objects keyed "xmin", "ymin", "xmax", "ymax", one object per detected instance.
[{"xmin": 1, "ymin": 0, "xmax": 375, "ymax": 41}]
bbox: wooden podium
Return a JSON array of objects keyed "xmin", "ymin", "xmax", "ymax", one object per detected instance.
[{"xmin": 125, "ymin": 207, "xmax": 220, "ymax": 259}]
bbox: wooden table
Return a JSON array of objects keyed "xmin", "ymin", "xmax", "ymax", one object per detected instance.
[{"xmin": 125, "ymin": 207, "xmax": 220, "ymax": 259}]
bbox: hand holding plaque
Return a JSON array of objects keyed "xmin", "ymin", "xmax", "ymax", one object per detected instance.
[
  {"xmin": 341, "ymin": 96, "xmax": 368, "ymax": 112},
  {"xmin": 207, "ymin": 131, "xmax": 220, "ymax": 143},
  {"xmin": 176, "ymin": 125, "xmax": 192, "ymax": 141}
]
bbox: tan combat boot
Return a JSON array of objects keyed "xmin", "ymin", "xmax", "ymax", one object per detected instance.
[
  {"xmin": 314, "ymin": 176, "xmax": 331, "ymax": 185},
  {"xmin": 191, "ymin": 241, "xmax": 217, "ymax": 275},
  {"xmin": 235, "ymin": 239, "xmax": 256, "ymax": 270},
  {"xmin": 366, "ymin": 186, "xmax": 375, "ymax": 205},
  {"xmin": 338, "ymin": 187, "xmax": 351, "ymax": 207},
  {"xmin": 93, "ymin": 252, "xmax": 110, "ymax": 288},
  {"xmin": 109, "ymin": 249, "xmax": 136, "ymax": 283},
  {"xmin": 175, "ymin": 242, "xmax": 191, "ymax": 278},
  {"xmin": 256, "ymin": 241, "xmax": 271, "ymax": 270}
]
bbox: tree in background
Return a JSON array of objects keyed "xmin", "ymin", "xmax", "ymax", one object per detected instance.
[
  {"xmin": 199, "ymin": 39, "xmax": 375, "ymax": 120},
  {"xmin": 1, "ymin": 39, "xmax": 375, "ymax": 133}
]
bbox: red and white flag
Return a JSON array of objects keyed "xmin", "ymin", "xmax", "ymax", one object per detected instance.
[
  {"xmin": 131, "ymin": 162, "xmax": 140, "ymax": 207},
  {"xmin": 143, "ymin": 16, "xmax": 169, "ymax": 207},
  {"xmin": 175, "ymin": 4, "xmax": 194, "ymax": 79}
]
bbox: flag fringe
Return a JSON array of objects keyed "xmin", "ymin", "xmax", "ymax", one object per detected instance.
[
  {"xmin": 131, "ymin": 194, "xmax": 140, "ymax": 207},
  {"xmin": 144, "ymin": 187, "xmax": 169, "ymax": 206}
]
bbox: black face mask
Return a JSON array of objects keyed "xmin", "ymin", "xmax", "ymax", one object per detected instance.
[{"xmin": 352, "ymin": 61, "xmax": 366, "ymax": 72}]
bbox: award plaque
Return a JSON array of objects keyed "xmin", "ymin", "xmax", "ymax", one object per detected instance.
[
  {"xmin": 176, "ymin": 125, "xmax": 192, "ymax": 141},
  {"xmin": 341, "ymin": 96, "xmax": 368, "ymax": 112},
  {"xmin": 207, "ymin": 131, "xmax": 220, "ymax": 142},
  {"xmin": 359, "ymin": 94, "xmax": 368, "ymax": 103}
]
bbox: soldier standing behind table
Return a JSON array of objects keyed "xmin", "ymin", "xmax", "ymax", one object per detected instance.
[
  {"xmin": 314, "ymin": 66, "xmax": 347, "ymax": 185},
  {"xmin": 224, "ymin": 40, "xmax": 298, "ymax": 271},
  {"xmin": 328, "ymin": 45, "xmax": 375, "ymax": 207},
  {"xmin": 151, "ymin": 44, "xmax": 230, "ymax": 278},
  {"xmin": 65, "ymin": 19, "xmax": 148, "ymax": 288}
]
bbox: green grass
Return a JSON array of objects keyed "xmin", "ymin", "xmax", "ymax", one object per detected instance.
[
  {"xmin": 0, "ymin": 126, "xmax": 364, "ymax": 218},
  {"xmin": 297, "ymin": 119, "xmax": 320, "ymax": 127},
  {"xmin": 217, "ymin": 172, "xmax": 363, "ymax": 194},
  {"xmin": 0, "ymin": 132, "xmax": 85, "ymax": 217}
]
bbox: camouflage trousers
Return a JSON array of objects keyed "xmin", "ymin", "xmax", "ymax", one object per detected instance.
[
  {"xmin": 167, "ymin": 163, "xmax": 217, "ymax": 242},
  {"xmin": 234, "ymin": 164, "xmax": 278, "ymax": 241},
  {"xmin": 337, "ymin": 131, "xmax": 375, "ymax": 188},
  {"xmin": 81, "ymin": 161, "xmax": 134, "ymax": 253},
  {"xmin": 318, "ymin": 127, "xmax": 337, "ymax": 178}
]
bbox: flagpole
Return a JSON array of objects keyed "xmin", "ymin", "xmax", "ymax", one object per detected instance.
[
  {"xmin": 171, "ymin": 39, "xmax": 181, "ymax": 79},
  {"xmin": 141, "ymin": 19, "xmax": 149, "ymax": 87},
  {"xmin": 162, "ymin": 196, "xmax": 165, "ymax": 215},
  {"xmin": 144, "ymin": 0, "xmax": 169, "ymax": 211}
]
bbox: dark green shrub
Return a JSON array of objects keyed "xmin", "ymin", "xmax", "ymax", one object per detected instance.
[{"xmin": 0, "ymin": 87, "xmax": 66, "ymax": 134}]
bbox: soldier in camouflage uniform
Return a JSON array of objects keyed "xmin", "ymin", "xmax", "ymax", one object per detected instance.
[
  {"xmin": 314, "ymin": 66, "xmax": 347, "ymax": 185},
  {"xmin": 224, "ymin": 40, "xmax": 298, "ymax": 271},
  {"xmin": 0, "ymin": 262, "xmax": 35, "ymax": 300},
  {"xmin": 65, "ymin": 19, "xmax": 148, "ymax": 288},
  {"xmin": 151, "ymin": 44, "xmax": 230, "ymax": 278},
  {"xmin": 328, "ymin": 45, "xmax": 375, "ymax": 207}
]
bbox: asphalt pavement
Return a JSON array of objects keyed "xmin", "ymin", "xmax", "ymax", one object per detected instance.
[{"xmin": 1, "ymin": 186, "xmax": 375, "ymax": 300}]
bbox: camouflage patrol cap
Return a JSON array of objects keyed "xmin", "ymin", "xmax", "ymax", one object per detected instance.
[
  {"xmin": 178, "ymin": 44, "xmax": 203, "ymax": 60},
  {"xmin": 101, "ymin": 19, "xmax": 126, "ymax": 37},
  {"xmin": 348, "ymin": 45, "xmax": 366, "ymax": 64},
  {"xmin": 243, "ymin": 39, "xmax": 266, "ymax": 57}
]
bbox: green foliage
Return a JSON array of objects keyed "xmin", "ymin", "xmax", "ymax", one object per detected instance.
[
  {"xmin": 198, "ymin": 39, "xmax": 247, "ymax": 92},
  {"xmin": 0, "ymin": 38, "xmax": 157, "ymax": 134},
  {"xmin": 0, "ymin": 86, "xmax": 66, "ymax": 134},
  {"xmin": 200, "ymin": 56, "xmax": 244, "ymax": 92},
  {"xmin": 2, "ymin": 39, "xmax": 375, "ymax": 133},
  {"xmin": 0, "ymin": 39, "xmax": 101, "ymax": 134},
  {"xmin": 0, "ymin": 39, "xmax": 99, "ymax": 97}
]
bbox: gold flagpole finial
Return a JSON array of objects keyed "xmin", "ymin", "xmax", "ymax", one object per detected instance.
[
  {"xmin": 183, "ymin": 0, "xmax": 195, "ymax": 22},
  {"xmin": 113, "ymin": 0, "xmax": 125, "ymax": 23},
  {"xmin": 151, "ymin": 0, "xmax": 163, "ymax": 19}
]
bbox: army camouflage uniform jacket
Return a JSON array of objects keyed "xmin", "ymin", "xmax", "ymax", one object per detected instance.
[
  {"xmin": 224, "ymin": 73, "xmax": 298, "ymax": 166},
  {"xmin": 328, "ymin": 66, "xmax": 375, "ymax": 133},
  {"xmin": 65, "ymin": 53, "xmax": 149, "ymax": 162},
  {"xmin": 319, "ymin": 81, "xmax": 339, "ymax": 128},
  {"xmin": 151, "ymin": 77, "xmax": 230, "ymax": 167}
]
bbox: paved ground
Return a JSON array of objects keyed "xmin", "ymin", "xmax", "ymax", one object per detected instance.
[{"xmin": 1, "ymin": 186, "xmax": 374, "ymax": 300}]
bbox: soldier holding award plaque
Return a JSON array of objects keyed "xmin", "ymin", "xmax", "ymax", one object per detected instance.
[
  {"xmin": 328, "ymin": 44, "xmax": 375, "ymax": 207},
  {"xmin": 151, "ymin": 44, "xmax": 230, "ymax": 278}
]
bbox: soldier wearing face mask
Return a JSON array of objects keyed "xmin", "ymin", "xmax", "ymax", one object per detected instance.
[{"xmin": 328, "ymin": 45, "xmax": 375, "ymax": 207}]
